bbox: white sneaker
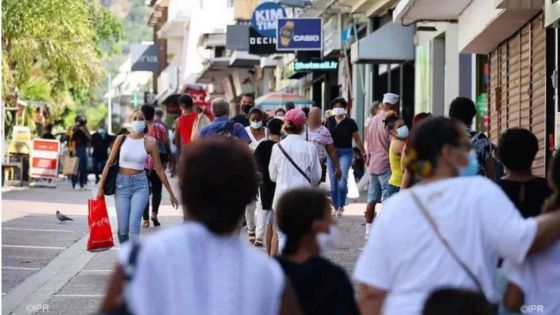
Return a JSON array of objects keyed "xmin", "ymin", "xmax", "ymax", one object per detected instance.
[
  {"xmin": 73, "ymin": 187, "xmax": 81, "ymax": 191},
  {"xmin": 336, "ymin": 208, "xmax": 343, "ymax": 218}
]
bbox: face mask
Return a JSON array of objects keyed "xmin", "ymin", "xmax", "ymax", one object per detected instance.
[
  {"xmin": 130, "ymin": 121, "xmax": 146, "ymax": 133},
  {"xmin": 396, "ymin": 125, "xmax": 409, "ymax": 139},
  {"xmin": 276, "ymin": 115, "xmax": 285, "ymax": 121},
  {"xmin": 459, "ymin": 151, "xmax": 479, "ymax": 177},
  {"xmin": 333, "ymin": 108, "xmax": 346, "ymax": 116},
  {"xmin": 241, "ymin": 105, "xmax": 252, "ymax": 114},
  {"xmin": 316, "ymin": 224, "xmax": 340, "ymax": 254},
  {"xmin": 98, "ymin": 128, "xmax": 106, "ymax": 134},
  {"xmin": 250, "ymin": 121, "xmax": 263, "ymax": 129}
]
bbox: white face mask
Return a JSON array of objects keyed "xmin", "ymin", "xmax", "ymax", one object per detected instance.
[
  {"xmin": 250, "ymin": 121, "xmax": 263, "ymax": 129},
  {"xmin": 130, "ymin": 120, "xmax": 145, "ymax": 133},
  {"xmin": 276, "ymin": 115, "xmax": 285, "ymax": 121},
  {"xmin": 316, "ymin": 224, "xmax": 341, "ymax": 254},
  {"xmin": 333, "ymin": 108, "xmax": 346, "ymax": 116}
]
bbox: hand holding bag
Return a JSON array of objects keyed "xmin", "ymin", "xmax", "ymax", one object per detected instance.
[{"xmin": 87, "ymin": 197, "xmax": 114, "ymax": 252}]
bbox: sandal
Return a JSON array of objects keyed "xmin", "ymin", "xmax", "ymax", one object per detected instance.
[
  {"xmin": 142, "ymin": 220, "xmax": 150, "ymax": 228},
  {"xmin": 248, "ymin": 231, "xmax": 256, "ymax": 244},
  {"xmin": 151, "ymin": 215, "xmax": 161, "ymax": 227},
  {"xmin": 254, "ymin": 239, "xmax": 264, "ymax": 247}
]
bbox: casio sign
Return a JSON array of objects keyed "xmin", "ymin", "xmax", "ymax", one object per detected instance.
[{"xmin": 293, "ymin": 35, "xmax": 320, "ymax": 42}]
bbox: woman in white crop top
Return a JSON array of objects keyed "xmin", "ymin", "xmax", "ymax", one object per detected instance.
[{"xmin": 96, "ymin": 110, "xmax": 178, "ymax": 243}]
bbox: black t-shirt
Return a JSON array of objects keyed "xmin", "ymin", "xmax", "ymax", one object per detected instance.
[
  {"xmin": 325, "ymin": 116, "xmax": 358, "ymax": 149},
  {"xmin": 231, "ymin": 114, "xmax": 249, "ymax": 127},
  {"xmin": 71, "ymin": 127, "xmax": 90, "ymax": 147},
  {"xmin": 42, "ymin": 133, "xmax": 56, "ymax": 140},
  {"xmin": 276, "ymin": 256, "xmax": 359, "ymax": 315},
  {"xmin": 254, "ymin": 140, "xmax": 276, "ymax": 210},
  {"xmin": 91, "ymin": 132, "xmax": 114, "ymax": 159},
  {"xmin": 497, "ymin": 177, "xmax": 552, "ymax": 218}
]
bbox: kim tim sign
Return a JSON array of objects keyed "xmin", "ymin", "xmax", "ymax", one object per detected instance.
[{"xmin": 277, "ymin": 18, "xmax": 322, "ymax": 51}]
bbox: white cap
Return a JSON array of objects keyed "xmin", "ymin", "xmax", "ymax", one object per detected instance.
[{"xmin": 383, "ymin": 93, "xmax": 399, "ymax": 105}]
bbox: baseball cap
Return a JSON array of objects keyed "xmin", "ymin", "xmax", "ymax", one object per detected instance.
[
  {"xmin": 383, "ymin": 93, "xmax": 399, "ymax": 105},
  {"xmin": 284, "ymin": 109, "xmax": 307, "ymax": 127}
]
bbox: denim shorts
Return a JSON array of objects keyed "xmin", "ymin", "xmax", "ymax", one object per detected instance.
[{"xmin": 367, "ymin": 170, "xmax": 391, "ymax": 203}]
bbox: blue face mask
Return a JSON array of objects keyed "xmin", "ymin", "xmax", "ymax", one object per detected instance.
[
  {"xmin": 396, "ymin": 126, "xmax": 409, "ymax": 139},
  {"xmin": 131, "ymin": 121, "xmax": 145, "ymax": 133},
  {"xmin": 459, "ymin": 152, "xmax": 479, "ymax": 177}
]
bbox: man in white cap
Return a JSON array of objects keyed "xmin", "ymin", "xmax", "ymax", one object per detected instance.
[{"xmin": 363, "ymin": 92, "xmax": 400, "ymax": 240}]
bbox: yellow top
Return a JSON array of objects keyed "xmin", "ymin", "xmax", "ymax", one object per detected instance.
[{"xmin": 388, "ymin": 139, "xmax": 403, "ymax": 187}]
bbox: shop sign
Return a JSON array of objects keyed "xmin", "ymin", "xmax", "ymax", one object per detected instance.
[
  {"xmin": 323, "ymin": 16, "xmax": 341, "ymax": 55},
  {"xmin": 249, "ymin": 26, "xmax": 278, "ymax": 55},
  {"xmin": 131, "ymin": 44, "xmax": 159, "ymax": 72},
  {"xmin": 341, "ymin": 24, "xmax": 354, "ymax": 45},
  {"xmin": 277, "ymin": 18, "xmax": 322, "ymax": 51},
  {"xmin": 282, "ymin": 60, "xmax": 295, "ymax": 79},
  {"xmin": 294, "ymin": 59, "xmax": 338, "ymax": 72},
  {"xmin": 251, "ymin": 2, "xmax": 286, "ymax": 37},
  {"xmin": 30, "ymin": 139, "xmax": 60, "ymax": 179}
]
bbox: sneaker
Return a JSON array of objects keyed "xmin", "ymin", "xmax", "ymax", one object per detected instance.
[
  {"xmin": 336, "ymin": 207, "xmax": 343, "ymax": 218},
  {"xmin": 73, "ymin": 187, "xmax": 81, "ymax": 191},
  {"xmin": 364, "ymin": 232, "xmax": 369, "ymax": 241}
]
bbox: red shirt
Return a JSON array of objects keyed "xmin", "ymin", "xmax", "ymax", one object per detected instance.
[{"xmin": 176, "ymin": 112, "xmax": 198, "ymax": 145}]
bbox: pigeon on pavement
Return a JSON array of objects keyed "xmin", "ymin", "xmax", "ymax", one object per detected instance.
[{"xmin": 56, "ymin": 211, "xmax": 73, "ymax": 223}]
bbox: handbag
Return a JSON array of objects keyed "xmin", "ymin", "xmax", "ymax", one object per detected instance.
[
  {"xmin": 103, "ymin": 136, "xmax": 126, "ymax": 196},
  {"xmin": 278, "ymin": 143, "xmax": 312, "ymax": 184},
  {"xmin": 87, "ymin": 197, "xmax": 114, "ymax": 252},
  {"xmin": 62, "ymin": 156, "xmax": 79, "ymax": 176},
  {"xmin": 409, "ymin": 190, "xmax": 487, "ymax": 297}
]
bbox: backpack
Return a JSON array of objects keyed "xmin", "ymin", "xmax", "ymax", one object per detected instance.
[
  {"xmin": 150, "ymin": 123, "xmax": 169, "ymax": 163},
  {"xmin": 217, "ymin": 121, "xmax": 238, "ymax": 140}
]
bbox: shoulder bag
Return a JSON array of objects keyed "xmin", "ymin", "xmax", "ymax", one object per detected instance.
[
  {"xmin": 103, "ymin": 136, "xmax": 127, "ymax": 196},
  {"xmin": 277, "ymin": 143, "xmax": 312, "ymax": 184},
  {"xmin": 409, "ymin": 189, "xmax": 486, "ymax": 295}
]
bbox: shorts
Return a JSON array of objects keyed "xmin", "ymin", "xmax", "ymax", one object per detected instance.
[
  {"xmin": 385, "ymin": 184, "xmax": 400, "ymax": 200},
  {"xmin": 263, "ymin": 210, "xmax": 274, "ymax": 225},
  {"xmin": 367, "ymin": 170, "xmax": 391, "ymax": 203}
]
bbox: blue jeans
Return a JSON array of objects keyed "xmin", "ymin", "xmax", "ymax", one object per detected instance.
[
  {"xmin": 72, "ymin": 145, "xmax": 88, "ymax": 188},
  {"xmin": 327, "ymin": 148, "xmax": 353, "ymax": 209},
  {"xmin": 385, "ymin": 184, "xmax": 400, "ymax": 200},
  {"xmin": 115, "ymin": 172, "xmax": 149, "ymax": 243}
]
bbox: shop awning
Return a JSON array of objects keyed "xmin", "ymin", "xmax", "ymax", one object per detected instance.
[
  {"xmin": 229, "ymin": 51, "xmax": 260, "ymax": 67},
  {"xmin": 196, "ymin": 57, "xmax": 230, "ymax": 84},
  {"xmin": 350, "ymin": 22, "xmax": 414, "ymax": 64},
  {"xmin": 393, "ymin": 0, "xmax": 472, "ymax": 25}
]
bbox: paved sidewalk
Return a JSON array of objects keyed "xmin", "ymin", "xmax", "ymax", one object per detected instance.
[{"xmin": 2, "ymin": 177, "xmax": 370, "ymax": 314}]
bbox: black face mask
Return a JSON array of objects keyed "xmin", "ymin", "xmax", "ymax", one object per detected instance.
[{"xmin": 241, "ymin": 105, "xmax": 253, "ymax": 114}]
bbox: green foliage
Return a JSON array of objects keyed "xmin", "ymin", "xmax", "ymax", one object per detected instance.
[
  {"xmin": 84, "ymin": 104, "xmax": 109, "ymax": 130},
  {"xmin": 2, "ymin": 0, "xmax": 124, "ymax": 136}
]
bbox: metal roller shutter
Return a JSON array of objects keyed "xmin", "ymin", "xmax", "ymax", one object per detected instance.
[{"xmin": 489, "ymin": 13, "xmax": 546, "ymax": 176}]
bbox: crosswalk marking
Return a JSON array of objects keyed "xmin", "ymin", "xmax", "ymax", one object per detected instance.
[
  {"xmin": 2, "ymin": 245, "xmax": 66, "ymax": 250},
  {"xmin": 2, "ymin": 266, "xmax": 41, "ymax": 271},
  {"xmin": 2, "ymin": 227, "xmax": 76, "ymax": 233}
]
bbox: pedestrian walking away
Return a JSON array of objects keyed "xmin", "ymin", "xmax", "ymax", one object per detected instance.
[
  {"xmin": 502, "ymin": 151, "xmax": 560, "ymax": 315},
  {"xmin": 96, "ymin": 110, "xmax": 178, "ymax": 243},
  {"xmin": 70, "ymin": 115, "xmax": 91, "ymax": 190},
  {"xmin": 363, "ymin": 93, "xmax": 399, "ymax": 240},
  {"xmin": 276, "ymin": 187, "xmax": 360, "ymax": 315},
  {"xmin": 199, "ymin": 98, "xmax": 251, "ymax": 143},
  {"xmin": 325, "ymin": 97, "xmax": 366, "ymax": 217},
  {"xmin": 383, "ymin": 111, "xmax": 407, "ymax": 199},
  {"xmin": 254, "ymin": 118, "xmax": 284, "ymax": 255},
  {"xmin": 355, "ymin": 117, "xmax": 560, "ymax": 315},
  {"xmin": 400, "ymin": 112, "xmax": 431, "ymax": 189},
  {"xmin": 101, "ymin": 140, "xmax": 301, "ymax": 315},
  {"xmin": 91, "ymin": 126, "xmax": 113, "ymax": 184},
  {"xmin": 141, "ymin": 105, "xmax": 173, "ymax": 228},
  {"xmin": 497, "ymin": 128, "xmax": 552, "ymax": 218},
  {"xmin": 306, "ymin": 107, "xmax": 340, "ymax": 184}
]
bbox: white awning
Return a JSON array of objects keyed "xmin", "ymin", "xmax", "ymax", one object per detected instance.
[
  {"xmin": 393, "ymin": 0, "xmax": 472, "ymax": 25},
  {"xmin": 229, "ymin": 51, "xmax": 260, "ymax": 68},
  {"xmin": 196, "ymin": 57, "xmax": 230, "ymax": 84},
  {"xmin": 350, "ymin": 22, "xmax": 414, "ymax": 64}
]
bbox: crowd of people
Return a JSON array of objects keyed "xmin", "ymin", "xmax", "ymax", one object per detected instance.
[{"xmin": 80, "ymin": 90, "xmax": 560, "ymax": 315}]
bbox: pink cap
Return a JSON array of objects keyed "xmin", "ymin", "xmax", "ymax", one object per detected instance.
[{"xmin": 284, "ymin": 109, "xmax": 307, "ymax": 127}]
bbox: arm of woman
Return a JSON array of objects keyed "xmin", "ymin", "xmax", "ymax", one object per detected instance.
[
  {"xmin": 503, "ymin": 282, "xmax": 524, "ymax": 311},
  {"xmin": 269, "ymin": 145, "xmax": 280, "ymax": 183},
  {"xmin": 392, "ymin": 139, "xmax": 405, "ymax": 156},
  {"xmin": 146, "ymin": 139, "xmax": 179, "ymax": 209},
  {"xmin": 95, "ymin": 135, "xmax": 124, "ymax": 199},
  {"xmin": 358, "ymin": 284, "xmax": 387, "ymax": 315},
  {"xmin": 100, "ymin": 265, "xmax": 125, "ymax": 312},
  {"xmin": 352, "ymin": 132, "xmax": 366, "ymax": 158}
]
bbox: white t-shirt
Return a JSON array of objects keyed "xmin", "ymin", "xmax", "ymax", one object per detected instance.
[
  {"xmin": 354, "ymin": 177, "xmax": 537, "ymax": 315},
  {"xmin": 119, "ymin": 222, "xmax": 285, "ymax": 315},
  {"xmin": 503, "ymin": 241, "xmax": 560, "ymax": 315}
]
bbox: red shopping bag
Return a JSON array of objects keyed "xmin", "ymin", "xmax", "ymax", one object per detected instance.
[{"xmin": 87, "ymin": 197, "xmax": 114, "ymax": 252}]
